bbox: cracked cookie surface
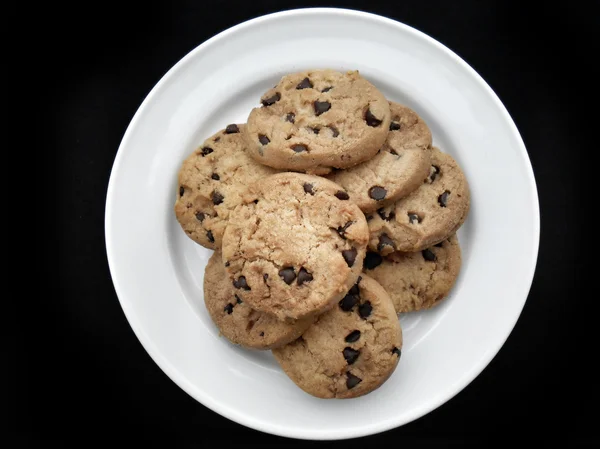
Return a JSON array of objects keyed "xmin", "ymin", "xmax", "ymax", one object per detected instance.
[
  {"xmin": 328, "ymin": 102, "xmax": 432, "ymax": 213},
  {"xmin": 368, "ymin": 147, "xmax": 470, "ymax": 254},
  {"xmin": 244, "ymin": 70, "xmax": 391, "ymax": 174},
  {"xmin": 204, "ymin": 251, "xmax": 313, "ymax": 349},
  {"xmin": 363, "ymin": 235, "xmax": 461, "ymax": 313},
  {"xmin": 272, "ymin": 275, "xmax": 402, "ymax": 399},
  {"xmin": 175, "ymin": 124, "xmax": 278, "ymax": 249},
  {"xmin": 222, "ymin": 172, "xmax": 368, "ymax": 321}
]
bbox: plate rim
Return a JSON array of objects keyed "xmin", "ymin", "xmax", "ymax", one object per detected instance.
[{"xmin": 105, "ymin": 7, "xmax": 540, "ymax": 440}]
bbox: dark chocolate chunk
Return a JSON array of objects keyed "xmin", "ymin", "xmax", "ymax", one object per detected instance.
[
  {"xmin": 225, "ymin": 124, "xmax": 239, "ymax": 134},
  {"xmin": 321, "ymin": 86, "xmax": 333, "ymax": 93},
  {"xmin": 346, "ymin": 372, "xmax": 362, "ymax": 389},
  {"xmin": 377, "ymin": 234, "xmax": 395, "ymax": 252},
  {"xmin": 335, "ymin": 190, "xmax": 349, "ymax": 200},
  {"xmin": 224, "ymin": 303, "xmax": 234, "ymax": 314},
  {"xmin": 303, "ymin": 183, "xmax": 315, "ymax": 195},
  {"xmin": 342, "ymin": 248, "xmax": 357, "ymax": 267},
  {"xmin": 259, "ymin": 332, "xmax": 265, "ymax": 337},
  {"xmin": 365, "ymin": 108, "xmax": 382, "ymax": 127},
  {"xmin": 195, "ymin": 212, "xmax": 205, "ymax": 222},
  {"xmin": 422, "ymin": 249, "xmax": 436, "ymax": 262},
  {"xmin": 389, "ymin": 121, "xmax": 401, "ymax": 131},
  {"xmin": 211, "ymin": 173, "xmax": 220, "ymax": 180},
  {"xmin": 297, "ymin": 267, "xmax": 313, "ymax": 286},
  {"xmin": 212, "ymin": 191, "xmax": 224, "ymax": 205},
  {"xmin": 233, "ymin": 276, "xmax": 250, "ymax": 290},
  {"xmin": 336, "ymin": 221, "xmax": 353, "ymax": 239},
  {"xmin": 261, "ymin": 92, "xmax": 281, "ymax": 106},
  {"xmin": 392, "ymin": 347, "xmax": 401, "ymax": 357},
  {"xmin": 369, "ymin": 186, "xmax": 387, "ymax": 201},
  {"xmin": 363, "ymin": 251, "xmax": 383, "ymax": 270},
  {"xmin": 179, "ymin": 186, "xmax": 184, "ymax": 197},
  {"xmin": 314, "ymin": 100, "xmax": 331, "ymax": 116},
  {"xmin": 296, "ymin": 77, "xmax": 313, "ymax": 89},
  {"xmin": 408, "ymin": 213, "xmax": 421, "ymax": 224},
  {"xmin": 328, "ymin": 126, "xmax": 339, "ymax": 137},
  {"xmin": 201, "ymin": 147, "xmax": 213, "ymax": 156},
  {"xmin": 438, "ymin": 190, "xmax": 450, "ymax": 207},
  {"xmin": 291, "ymin": 144, "xmax": 308, "ymax": 153},
  {"xmin": 339, "ymin": 293, "xmax": 359, "ymax": 311},
  {"xmin": 286, "ymin": 112, "xmax": 295, "ymax": 123},
  {"xmin": 345, "ymin": 330, "xmax": 361, "ymax": 343},
  {"xmin": 343, "ymin": 347, "xmax": 360, "ymax": 365},
  {"xmin": 358, "ymin": 301, "xmax": 372, "ymax": 319},
  {"xmin": 263, "ymin": 273, "xmax": 269, "ymax": 282},
  {"xmin": 429, "ymin": 165, "xmax": 441, "ymax": 183},
  {"xmin": 235, "ymin": 295, "xmax": 243, "ymax": 304},
  {"xmin": 258, "ymin": 134, "xmax": 270, "ymax": 145},
  {"xmin": 206, "ymin": 230, "xmax": 214, "ymax": 243},
  {"xmin": 279, "ymin": 267, "xmax": 296, "ymax": 285},
  {"xmin": 435, "ymin": 242, "xmax": 444, "ymax": 248},
  {"xmin": 377, "ymin": 208, "xmax": 395, "ymax": 221}
]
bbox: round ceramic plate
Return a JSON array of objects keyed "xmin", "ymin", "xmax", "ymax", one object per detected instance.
[{"xmin": 106, "ymin": 8, "xmax": 539, "ymax": 440}]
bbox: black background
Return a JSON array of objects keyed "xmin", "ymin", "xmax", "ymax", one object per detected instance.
[{"xmin": 27, "ymin": 0, "xmax": 595, "ymax": 446}]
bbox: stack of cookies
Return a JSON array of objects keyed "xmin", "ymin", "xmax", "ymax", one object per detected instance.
[{"xmin": 175, "ymin": 69, "xmax": 470, "ymax": 399}]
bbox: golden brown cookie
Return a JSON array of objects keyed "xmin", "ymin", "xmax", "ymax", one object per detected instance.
[
  {"xmin": 272, "ymin": 275, "xmax": 402, "ymax": 399},
  {"xmin": 244, "ymin": 70, "xmax": 391, "ymax": 174},
  {"xmin": 175, "ymin": 124, "xmax": 278, "ymax": 249},
  {"xmin": 204, "ymin": 251, "xmax": 312, "ymax": 349},
  {"xmin": 367, "ymin": 148, "xmax": 470, "ymax": 254},
  {"xmin": 328, "ymin": 102, "xmax": 432, "ymax": 213},
  {"xmin": 363, "ymin": 235, "xmax": 462, "ymax": 313},
  {"xmin": 221, "ymin": 172, "xmax": 368, "ymax": 321}
]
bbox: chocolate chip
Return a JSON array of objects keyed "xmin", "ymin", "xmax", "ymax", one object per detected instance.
[
  {"xmin": 392, "ymin": 347, "xmax": 401, "ymax": 357},
  {"xmin": 224, "ymin": 303, "xmax": 234, "ymax": 314},
  {"xmin": 336, "ymin": 221, "xmax": 353, "ymax": 239},
  {"xmin": 438, "ymin": 190, "xmax": 450, "ymax": 207},
  {"xmin": 349, "ymin": 282, "xmax": 360, "ymax": 296},
  {"xmin": 408, "ymin": 213, "xmax": 421, "ymax": 224},
  {"xmin": 343, "ymin": 347, "xmax": 360, "ymax": 365},
  {"xmin": 314, "ymin": 100, "xmax": 331, "ymax": 116},
  {"xmin": 321, "ymin": 86, "xmax": 333, "ymax": 93},
  {"xmin": 206, "ymin": 230, "xmax": 214, "ymax": 243},
  {"xmin": 390, "ymin": 121, "xmax": 401, "ymax": 131},
  {"xmin": 253, "ymin": 199, "xmax": 259, "ymax": 204},
  {"xmin": 212, "ymin": 191, "xmax": 224, "ymax": 205},
  {"xmin": 286, "ymin": 112, "xmax": 295, "ymax": 123},
  {"xmin": 309, "ymin": 127, "xmax": 320, "ymax": 134},
  {"xmin": 263, "ymin": 273, "xmax": 269, "ymax": 282},
  {"xmin": 261, "ymin": 92, "xmax": 280, "ymax": 106},
  {"xmin": 390, "ymin": 149, "xmax": 399, "ymax": 156},
  {"xmin": 279, "ymin": 267, "xmax": 296, "ymax": 285},
  {"xmin": 339, "ymin": 293, "xmax": 359, "ymax": 311},
  {"xmin": 195, "ymin": 212, "xmax": 205, "ymax": 222},
  {"xmin": 363, "ymin": 251, "xmax": 383, "ymax": 270},
  {"xmin": 235, "ymin": 295, "xmax": 243, "ymax": 304},
  {"xmin": 342, "ymin": 248, "xmax": 357, "ymax": 267},
  {"xmin": 366, "ymin": 215, "xmax": 373, "ymax": 221},
  {"xmin": 211, "ymin": 173, "xmax": 220, "ymax": 180},
  {"xmin": 213, "ymin": 137, "xmax": 220, "ymax": 142},
  {"xmin": 377, "ymin": 234, "xmax": 395, "ymax": 252},
  {"xmin": 429, "ymin": 165, "xmax": 441, "ymax": 183},
  {"xmin": 201, "ymin": 147, "xmax": 213, "ymax": 156},
  {"xmin": 225, "ymin": 124, "xmax": 239, "ymax": 134},
  {"xmin": 358, "ymin": 301, "xmax": 372, "ymax": 319},
  {"xmin": 233, "ymin": 276, "xmax": 250, "ymax": 290},
  {"xmin": 259, "ymin": 332, "xmax": 265, "ymax": 337},
  {"xmin": 346, "ymin": 372, "xmax": 362, "ymax": 389},
  {"xmin": 369, "ymin": 186, "xmax": 387, "ymax": 201},
  {"xmin": 345, "ymin": 330, "xmax": 361, "ymax": 343},
  {"xmin": 296, "ymin": 77, "xmax": 313, "ymax": 89},
  {"xmin": 297, "ymin": 267, "xmax": 313, "ymax": 286},
  {"xmin": 435, "ymin": 242, "xmax": 444, "ymax": 248},
  {"xmin": 303, "ymin": 183, "xmax": 315, "ymax": 195},
  {"xmin": 328, "ymin": 126, "xmax": 339, "ymax": 137},
  {"xmin": 179, "ymin": 186, "xmax": 184, "ymax": 197},
  {"xmin": 335, "ymin": 190, "xmax": 349, "ymax": 200},
  {"xmin": 292, "ymin": 144, "xmax": 308, "ymax": 153},
  {"xmin": 422, "ymin": 249, "xmax": 436, "ymax": 262},
  {"xmin": 365, "ymin": 108, "xmax": 382, "ymax": 127},
  {"xmin": 224, "ymin": 261, "xmax": 230, "ymax": 267},
  {"xmin": 377, "ymin": 208, "xmax": 395, "ymax": 221},
  {"xmin": 258, "ymin": 134, "xmax": 270, "ymax": 145}
]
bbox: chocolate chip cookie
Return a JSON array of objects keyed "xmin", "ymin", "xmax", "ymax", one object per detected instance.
[
  {"xmin": 328, "ymin": 102, "xmax": 432, "ymax": 213},
  {"xmin": 272, "ymin": 275, "xmax": 402, "ymax": 399},
  {"xmin": 363, "ymin": 235, "xmax": 462, "ymax": 313},
  {"xmin": 368, "ymin": 147, "xmax": 470, "ymax": 254},
  {"xmin": 221, "ymin": 172, "xmax": 369, "ymax": 321},
  {"xmin": 244, "ymin": 70, "xmax": 391, "ymax": 174},
  {"xmin": 175, "ymin": 124, "xmax": 278, "ymax": 249},
  {"xmin": 204, "ymin": 251, "xmax": 313, "ymax": 349}
]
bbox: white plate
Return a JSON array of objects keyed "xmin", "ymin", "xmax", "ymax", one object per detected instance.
[{"xmin": 105, "ymin": 8, "xmax": 539, "ymax": 440}]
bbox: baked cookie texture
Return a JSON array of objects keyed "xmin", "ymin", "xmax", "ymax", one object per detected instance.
[
  {"xmin": 367, "ymin": 147, "xmax": 470, "ymax": 254},
  {"xmin": 204, "ymin": 251, "xmax": 313, "ymax": 349},
  {"xmin": 363, "ymin": 235, "xmax": 462, "ymax": 313},
  {"xmin": 273, "ymin": 275, "xmax": 402, "ymax": 399},
  {"xmin": 175, "ymin": 124, "xmax": 278, "ymax": 249},
  {"xmin": 329, "ymin": 102, "xmax": 432, "ymax": 213},
  {"xmin": 244, "ymin": 70, "xmax": 391, "ymax": 174},
  {"xmin": 222, "ymin": 172, "xmax": 368, "ymax": 321}
]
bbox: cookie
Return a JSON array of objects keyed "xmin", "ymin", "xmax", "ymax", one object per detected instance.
[
  {"xmin": 363, "ymin": 235, "xmax": 462, "ymax": 313},
  {"xmin": 175, "ymin": 124, "xmax": 278, "ymax": 249},
  {"xmin": 367, "ymin": 147, "xmax": 470, "ymax": 254},
  {"xmin": 221, "ymin": 172, "xmax": 369, "ymax": 321},
  {"xmin": 272, "ymin": 275, "xmax": 402, "ymax": 399},
  {"xmin": 204, "ymin": 251, "xmax": 312, "ymax": 349},
  {"xmin": 244, "ymin": 70, "xmax": 391, "ymax": 174},
  {"xmin": 328, "ymin": 102, "xmax": 432, "ymax": 213}
]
